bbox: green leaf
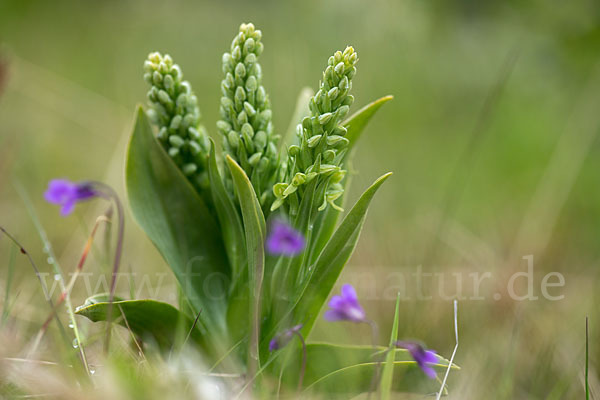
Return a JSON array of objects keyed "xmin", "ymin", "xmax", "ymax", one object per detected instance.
[
  {"xmin": 79, "ymin": 293, "xmax": 125, "ymax": 305},
  {"xmin": 226, "ymin": 155, "xmax": 266, "ymax": 368},
  {"xmin": 307, "ymin": 95, "xmax": 393, "ymax": 267},
  {"xmin": 277, "ymin": 343, "xmax": 458, "ymax": 395},
  {"xmin": 343, "ymin": 95, "xmax": 393, "ymax": 147},
  {"xmin": 262, "ymin": 173, "xmax": 392, "ymax": 354},
  {"xmin": 125, "ymin": 106, "xmax": 229, "ymax": 328},
  {"xmin": 208, "ymin": 139, "xmax": 246, "ymax": 282},
  {"xmin": 263, "ymin": 178, "xmax": 326, "ymax": 345},
  {"xmin": 294, "ymin": 172, "xmax": 392, "ymax": 336},
  {"xmin": 75, "ymin": 297, "xmax": 203, "ymax": 352},
  {"xmin": 379, "ymin": 293, "xmax": 402, "ymax": 399}
]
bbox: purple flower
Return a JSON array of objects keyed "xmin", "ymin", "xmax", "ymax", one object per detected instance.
[
  {"xmin": 44, "ymin": 179, "xmax": 97, "ymax": 216},
  {"xmin": 324, "ymin": 284, "xmax": 366, "ymax": 323},
  {"xmin": 265, "ymin": 220, "xmax": 305, "ymax": 256},
  {"xmin": 395, "ymin": 341, "xmax": 438, "ymax": 379},
  {"xmin": 269, "ymin": 324, "xmax": 304, "ymax": 351}
]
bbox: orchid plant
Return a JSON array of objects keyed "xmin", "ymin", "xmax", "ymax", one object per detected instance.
[{"xmin": 64, "ymin": 22, "xmax": 458, "ymax": 397}]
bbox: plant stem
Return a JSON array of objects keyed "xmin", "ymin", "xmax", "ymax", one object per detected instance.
[
  {"xmin": 293, "ymin": 331, "xmax": 307, "ymax": 392},
  {"xmin": 91, "ymin": 182, "xmax": 125, "ymax": 354}
]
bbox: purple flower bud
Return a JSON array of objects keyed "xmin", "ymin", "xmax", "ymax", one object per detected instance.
[
  {"xmin": 44, "ymin": 179, "xmax": 97, "ymax": 216},
  {"xmin": 265, "ymin": 220, "xmax": 305, "ymax": 256},
  {"xmin": 324, "ymin": 284, "xmax": 366, "ymax": 323},
  {"xmin": 395, "ymin": 341, "xmax": 438, "ymax": 379},
  {"xmin": 269, "ymin": 324, "xmax": 303, "ymax": 351}
]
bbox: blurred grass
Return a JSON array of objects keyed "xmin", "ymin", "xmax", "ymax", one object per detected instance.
[{"xmin": 1, "ymin": 0, "xmax": 600, "ymax": 398}]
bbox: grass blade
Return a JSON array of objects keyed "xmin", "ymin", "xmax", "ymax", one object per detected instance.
[
  {"xmin": 13, "ymin": 181, "xmax": 91, "ymax": 376},
  {"xmin": 276, "ymin": 343, "xmax": 458, "ymax": 394},
  {"xmin": 1, "ymin": 243, "xmax": 16, "ymax": 325},
  {"xmin": 379, "ymin": 293, "xmax": 402, "ymax": 399}
]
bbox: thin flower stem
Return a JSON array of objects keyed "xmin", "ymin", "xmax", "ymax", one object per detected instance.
[
  {"xmin": 91, "ymin": 182, "xmax": 125, "ymax": 354},
  {"xmin": 14, "ymin": 181, "xmax": 91, "ymax": 376},
  {"xmin": 436, "ymin": 299, "xmax": 459, "ymax": 400},
  {"xmin": 292, "ymin": 331, "xmax": 307, "ymax": 392}
]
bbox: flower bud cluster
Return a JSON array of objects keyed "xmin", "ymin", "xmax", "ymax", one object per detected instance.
[
  {"xmin": 144, "ymin": 52, "xmax": 210, "ymax": 190},
  {"xmin": 217, "ymin": 23, "xmax": 279, "ymax": 205},
  {"xmin": 271, "ymin": 46, "xmax": 357, "ymax": 214}
]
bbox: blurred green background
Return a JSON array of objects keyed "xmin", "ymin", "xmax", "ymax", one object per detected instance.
[{"xmin": 1, "ymin": 0, "xmax": 600, "ymax": 398}]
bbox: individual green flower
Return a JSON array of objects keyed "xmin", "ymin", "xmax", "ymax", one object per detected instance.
[
  {"xmin": 272, "ymin": 46, "xmax": 357, "ymax": 216},
  {"xmin": 217, "ymin": 23, "xmax": 279, "ymax": 206},
  {"xmin": 144, "ymin": 52, "xmax": 211, "ymax": 192}
]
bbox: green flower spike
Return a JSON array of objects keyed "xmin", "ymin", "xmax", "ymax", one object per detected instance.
[
  {"xmin": 217, "ymin": 23, "xmax": 279, "ymax": 207},
  {"xmin": 272, "ymin": 46, "xmax": 358, "ymax": 216},
  {"xmin": 144, "ymin": 52, "xmax": 211, "ymax": 192}
]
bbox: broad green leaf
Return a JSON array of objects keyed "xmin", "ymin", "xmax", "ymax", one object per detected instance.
[
  {"xmin": 226, "ymin": 155, "xmax": 266, "ymax": 368},
  {"xmin": 379, "ymin": 293, "xmax": 402, "ymax": 399},
  {"xmin": 125, "ymin": 107, "xmax": 229, "ymax": 329},
  {"xmin": 343, "ymin": 95, "xmax": 393, "ymax": 147},
  {"xmin": 295, "ymin": 172, "xmax": 392, "ymax": 336},
  {"xmin": 208, "ymin": 139, "xmax": 246, "ymax": 282},
  {"xmin": 277, "ymin": 343, "xmax": 458, "ymax": 395},
  {"xmin": 282, "ymin": 87, "xmax": 314, "ymax": 149},
  {"xmin": 75, "ymin": 297, "xmax": 203, "ymax": 352},
  {"xmin": 261, "ymin": 173, "xmax": 392, "ymax": 354},
  {"xmin": 79, "ymin": 293, "xmax": 125, "ymax": 305}
]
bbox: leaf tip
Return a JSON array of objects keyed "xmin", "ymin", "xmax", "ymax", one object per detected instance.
[{"xmin": 378, "ymin": 171, "xmax": 393, "ymax": 182}]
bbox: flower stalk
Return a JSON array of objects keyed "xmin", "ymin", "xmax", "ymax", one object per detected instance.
[
  {"xmin": 218, "ymin": 23, "xmax": 279, "ymax": 207},
  {"xmin": 44, "ymin": 179, "xmax": 125, "ymax": 354},
  {"xmin": 272, "ymin": 46, "xmax": 358, "ymax": 217},
  {"xmin": 269, "ymin": 324, "xmax": 307, "ymax": 391},
  {"xmin": 144, "ymin": 52, "xmax": 211, "ymax": 193}
]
